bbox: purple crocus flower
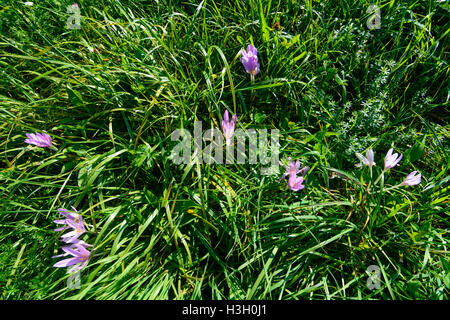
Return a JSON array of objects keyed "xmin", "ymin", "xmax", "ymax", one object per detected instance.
[
  {"xmin": 53, "ymin": 207, "xmax": 81, "ymax": 232},
  {"xmin": 240, "ymin": 44, "xmax": 260, "ymax": 77},
  {"xmin": 54, "ymin": 207, "xmax": 86, "ymax": 242},
  {"xmin": 384, "ymin": 148, "xmax": 403, "ymax": 170},
  {"xmin": 52, "ymin": 239, "xmax": 92, "ymax": 259},
  {"xmin": 281, "ymin": 157, "xmax": 300, "ymax": 180},
  {"xmin": 222, "ymin": 110, "xmax": 237, "ymax": 146},
  {"xmin": 288, "ymin": 174, "xmax": 305, "ymax": 192},
  {"xmin": 53, "ymin": 242, "xmax": 91, "ymax": 272},
  {"xmin": 61, "ymin": 217, "xmax": 86, "ymax": 243},
  {"xmin": 401, "ymin": 171, "xmax": 421, "ymax": 186},
  {"xmin": 24, "ymin": 132, "xmax": 54, "ymax": 149},
  {"xmin": 356, "ymin": 147, "xmax": 376, "ymax": 167}
]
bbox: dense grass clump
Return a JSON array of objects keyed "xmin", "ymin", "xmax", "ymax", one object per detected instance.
[{"xmin": 0, "ymin": 0, "xmax": 448, "ymax": 299}]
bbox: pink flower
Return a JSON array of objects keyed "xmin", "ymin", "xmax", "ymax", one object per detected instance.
[
  {"xmin": 52, "ymin": 239, "xmax": 92, "ymax": 258},
  {"xmin": 356, "ymin": 147, "xmax": 376, "ymax": 167},
  {"xmin": 53, "ymin": 207, "xmax": 79, "ymax": 232},
  {"xmin": 281, "ymin": 157, "xmax": 310, "ymax": 191},
  {"xmin": 384, "ymin": 148, "xmax": 403, "ymax": 170},
  {"xmin": 54, "ymin": 207, "xmax": 86, "ymax": 242},
  {"xmin": 52, "ymin": 206, "xmax": 92, "ymax": 274},
  {"xmin": 281, "ymin": 157, "xmax": 301, "ymax": 180},
  {"xmin": 24, "ymin": 132, "xmax": 53, "ymax": 148},
  {"xmin": 401, "ymin": 171, "xmax": 421, "ymax": 186},
  {"xmin": 53, "ymin": 242, "xmax": 91, "ymax": 272},
  {"xmin": 288, "ymin": 174, "xmax": 305, "ymax": 192},
  {"xmin": 281, "ymin": 158, "xmax": 310, "ymax": 180},
  {"xmin": 240, "ymin": 44, "xmax": 260, "ymax": 76},
  {"xmin": 221, "ymin": 110, "xmax": 237, "ymax": 146},
  {"xmin": 61, "ymin": 217, "xmax": 86, "ymax": 243}
]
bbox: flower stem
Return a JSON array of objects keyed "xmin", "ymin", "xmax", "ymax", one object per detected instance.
[
  {"xmin": 373, "ymin": 170, "xmax": 385, "ymax": 185},
  {"xmin": 384, "ymin": 184, "xmax": 403, "ymax": 191},
  {"xmin": 367, "ymin": 166, "xmax": 374, "ymax": 192}
]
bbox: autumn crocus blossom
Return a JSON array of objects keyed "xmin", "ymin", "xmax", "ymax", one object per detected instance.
[
  {"xmin": 288, "ymin": 174, "xmax": 305, "ymax": 192},
  {"xmin": 281, "ymin": 158, "xmax": 310, "ymax": 180},
  {"xmin": 221, "ymin": 110, "xmax": 237, "ymax": 146},
  {"xmin": 52, "ymin": 206, "xmax": 92, "ymax": 275},
  {"xmin": 240, "ymin": 44, "xmax": 260, "ymax": 77},
  {"xmin": 281, "ymin": 157, "xmax": 310, "ymax": 191},
  {"xmin": 401, "ymin": 171, "xmax": 421, "ymax": 186},
  {"xmin": 53, "ymin": 207, "xmax": 81, "ymax": 232},
  {"xmin": 53, "ymin": 207, "xmax": 80, "ymax": 232},
  {"xmin": 384, "ymin": 148, "xmax": 403, "ymax": 170},
  {"xmin": 356, "ymin": 147, "xmax": 376, "ymax": 167},
  {"xmin": 61, "ymin": 217, "xmax": 86, "ymax": 243},
  {"xmin": 54, "ymin": 207, "xmax": 86, "ymax": 243},
  {"xmin": 53, "ymin": 242, "xmax": 91, "ymax": 272},
  {"xmin": 52, "ymin": 239, "xmax": 92, "ymax": 259},
  {"xmin": 281, "ymin": 157, "xmax": 301, "ymax": 181},
  {"xmin": 24, "ymin": 132, "xmax": 55, "ymax": 149}
]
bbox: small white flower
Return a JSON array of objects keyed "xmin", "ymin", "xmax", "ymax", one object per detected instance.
[
  {"xmin": 24, "ymin": 1, "xmax": 33, "ymax": 5},
  {"xmin": 384, "ymin": 148, "xmax": 403, "ymax": 170},
  {"xmin": 356, "ymin": 147, "xmax": 376, "ymax": 167},
  {"xmin": 401, "ymin": 171, "xmax": 421, "ymax": 186}
]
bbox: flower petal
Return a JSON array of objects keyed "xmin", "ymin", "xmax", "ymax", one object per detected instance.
[{"xmin": 53, "ymin": 257, "xmax": 80, "ymax": 268}]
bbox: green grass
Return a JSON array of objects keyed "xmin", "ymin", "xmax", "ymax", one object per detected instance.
[{"xmin": 0, "ymin": 0, "xmax": 449, "ymax": 300}]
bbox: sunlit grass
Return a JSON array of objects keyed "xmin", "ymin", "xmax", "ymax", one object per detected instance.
[{"xmin": 0, "ymin": 0, "xmax": 448, "ymax": 300}]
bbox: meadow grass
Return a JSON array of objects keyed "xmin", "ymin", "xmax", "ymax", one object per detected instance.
[{"xmin": 0, "ymin": 0, "xmax": 448, "ymax": 300}]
